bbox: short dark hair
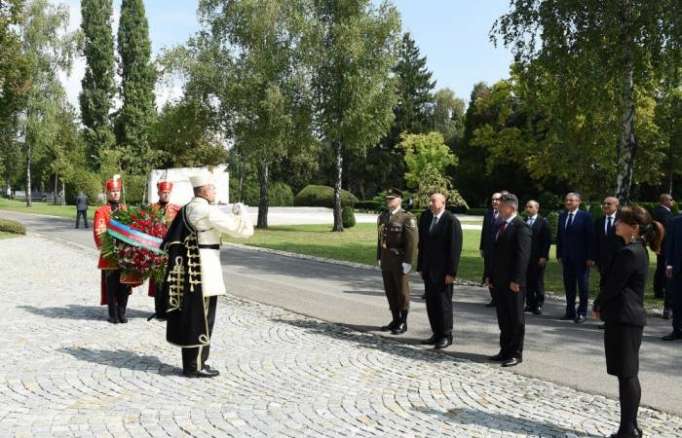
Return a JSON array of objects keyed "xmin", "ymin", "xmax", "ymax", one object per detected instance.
[
  {"xmin": 500, "ymin": 193, "xmax": 519, "ymax": 209},
  {"xmin": 193, "ymin": 187, "xmax": 202, "ymax": 196}
]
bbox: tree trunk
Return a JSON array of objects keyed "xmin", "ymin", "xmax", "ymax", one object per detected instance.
[
  {"xmin": 615, "ymin": 19, "xmax": 637, "ymax": 204},
  {"xmin": 332, "ymin": 140, "xmax": 344, "ymax": 232},
  {"xmin": 256, "ymin": 161, "xmax": 269, "ymax": 229},
  {"xmin": 668, "ymin": 142, "xmax": 674, "ymax": 195},
  {"xmin": 26, "ymin": 143, "xmax": 32, "ymax": 207},
  {"xmin": 53, "ymin": 173, "xmax": 59, "ymax": 205},
  {"xmin": 61, "ymin": 179, "xmax": 66, "ymax": 206}
]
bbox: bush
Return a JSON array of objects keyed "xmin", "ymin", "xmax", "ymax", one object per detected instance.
[
  {"xmin": 342, "ymin": 206, "xmax": 356, "ymax": 228},
  {"xmin": 356, "ymin": 200, "xmax": 382, "ymax": 212},
  {"xmin": 66, "ymin": 168, "xmax": 102, "ymax": 205},
  {"xmin": 294, "ymin": 185, "xmax": 358, "ymax": 208},
  {"xmin": 546, "ymin": 211, "xmax": 560, "ymax": 244},
  {"xmin": 123, "ymin": 174, "xmax": 146, "ymax": 206},
  {"xmin": 464, "ymin": 207, "xmax": 488, "ymax": 216},
  {"xmin": 269, "ymin": 181, "xmax": 294, "ymax": 206},
  {"xmin": 0, "ymin": 218, "xmax": 26, "ymax": 235}
]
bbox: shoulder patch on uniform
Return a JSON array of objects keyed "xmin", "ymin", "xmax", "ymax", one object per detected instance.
[{"xmin": 408, "ymin": 217, "xmax": 417, "ymax": 228}]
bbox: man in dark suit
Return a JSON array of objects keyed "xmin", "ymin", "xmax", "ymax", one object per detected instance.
[
  {"xmin": 487, "ymin": 193, "xmax": 531, "ymax": 367},
  {"xmin": 417, "ymin": 192, "xmax": 463, "ymax": 349},
  {"xmin": 480, "ymin": 192, "xmax": 503, "ymax": 307},
  {"xmin": 594, "ymin": 196, "xmax": 623, "ymax": 279},
  {"xmin": 593, "ymin": 196, "xmax": 624, "ymax": 329},
  {"xmin": 663, "ymin": 214, "xmax": 682, "ymax": 341},
  {"xmin": 653, "ymin": 194, "xmax": 674, "ymax": 318},
  {"xmin": 524, "ymin": 200, "xmax": 551, "ymax": 315},
  {"xmin": 557, "ymin": 192, "xmax": 595, "ymax": 323}
]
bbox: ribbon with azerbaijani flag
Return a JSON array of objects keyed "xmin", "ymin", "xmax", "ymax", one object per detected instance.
[{"xmin": 107, "ymin": 219, "xmax": 165, "ymax": 255}]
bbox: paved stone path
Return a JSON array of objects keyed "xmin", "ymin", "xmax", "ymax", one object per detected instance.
[{"xmin": 1, "ymin": 236, "xmax": 681, "ymax": 437}]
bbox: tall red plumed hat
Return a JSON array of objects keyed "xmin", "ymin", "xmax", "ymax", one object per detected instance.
[
  {"xmin": 105, "ymin": 175, "xmax": 122, "ymax": 192},
  {"xmin": 157, "ymin": 180, "xmax": 173, "ymax": 193}
]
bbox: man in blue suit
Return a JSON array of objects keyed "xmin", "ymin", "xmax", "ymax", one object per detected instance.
[
  {"xmin": 556, "ymin": 192, "xmax": 595, "ymax": 323},
  {"xmin": 664, "ymin": 214, "xmax": 682, "ymax": 341}
]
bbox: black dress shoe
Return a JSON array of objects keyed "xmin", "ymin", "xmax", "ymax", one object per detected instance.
[
  {"xmin": 501, "ymin": 357, "xmax": 522, "ymax": 367},
  {"xmin": 524, "ymin": 305, "xmax": 532, "ymax": 313},
  {"xmin": 183, "ymin": 368, "xmax": 219, "ymax": 378},
  {"xmin": 380, "ymin": 321, "xmax": 397, "ymax": 332},
  {"xmin": 662, "ymin": 331, "xmax": 682, "ymax": 341},
  {"xmin": 598, "ymin": 323, "xmax": 606, "ymax": 330},
  {"xmin": 434, "ymin": 336, "xmax": 452, "ymax": 350},
  {"xmin": 119, "ymin": 316, "xmax": 128, "ymax": 324},
  {"xmin": 420, "ymin": 335, "xmax": 438, "ymax": 345},
  {"xmin": 107, "ymin": 317, "xmax": 119, "ymax": 324},
  {"xmin": 574, "ymin": 315, "xmax": 586, "ymax": 324},
  {"xmin": 391, "ymin": 322, "xmax": 407, "ymax": 335},
  {"xmin": 533, "ymin": 306, "xmax": 542, "ymax": 315},
  {"xmin": 488, "ymin": 353, "xmax": 505, "ymax": 362},
  {"xmin": 485, "ymin": 300, "xmax": 496, "ymax": 308}
]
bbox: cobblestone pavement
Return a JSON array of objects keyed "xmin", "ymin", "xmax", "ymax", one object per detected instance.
[{"xmin": 1, "ymin": 236, "xmax": 681, "ymax": 438}]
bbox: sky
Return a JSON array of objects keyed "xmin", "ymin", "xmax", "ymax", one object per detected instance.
[{"xmin": 58, "ymin": 0, "xmax": 514, "ymax": 108}]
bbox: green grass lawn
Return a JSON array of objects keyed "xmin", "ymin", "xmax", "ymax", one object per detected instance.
[
  {"xmin": 225, "ymin": 223, "xmax": 663, "ymax": 309},
  {"xmin": 0, "ymin": 198, "xmax": 94, "ymax": 220},
  {"xmin": 0, "ymin": 231, "xmax": 18, "ymax": 239}
]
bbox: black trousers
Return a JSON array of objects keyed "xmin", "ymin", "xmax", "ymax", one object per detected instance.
[
  {"xmin": 672, "ymin": 274, "xmax": 682, "ymax": 334},
  {"xmin": 654, "ymin": 254, "xmax": 667, "ymax": 298},
  {"xmin": 493, "ymin": 286, "xmax": 525, "ymax": 359},
  {"xmin": 182, "ymin": 296, "xmax": 218, "ymax": 373},
  {"xmin": 423, "ymin": 274, "xmax": 454, "ymax": 339},
  {"xmin": 75, "ymin": 210, "xmax": 88, "ymax": 228},
  {"xmin": 526, "ymin": 261, "xmax": 545, "ymax": 309},
  {"xmin": 105, "ymin": 270, "xmax": 130, "ymax": 321},
  {"xmin": 562, "ymin": 258, "xmax": 590, "ymax": 317}
]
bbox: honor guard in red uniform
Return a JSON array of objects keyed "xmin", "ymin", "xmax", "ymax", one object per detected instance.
[
  {"xmin": 93, "ymin": 175, "xmax": 141, "ymax": 323},
  {"xmin": 148, "ymin": 180, "xmax": 181, "ymax": 319}
]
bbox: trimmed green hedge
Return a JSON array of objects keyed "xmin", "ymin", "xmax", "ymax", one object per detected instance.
[
  {"xmin": 342, "ymin": 206, "xmax": 356, "ymax": 228},
  {"xmin": 269, "ymin": 182, "xmax": 295, "ymax": 206},
  {"xmin": 294, "ymin": 185, "xmax": 358, "ymax": 208},
  {"xmin": 0, "ymin": 218, "xmax": 26, "ymax": 235}
]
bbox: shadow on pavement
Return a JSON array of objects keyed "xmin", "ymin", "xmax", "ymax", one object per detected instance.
[
  {"xmin": 18, "ymin": 304, "xmax": 150, "ymax": 321},
  {"xmin": 59, "ymin": 347, "xmax": 180, "ymax": 375},
  {"xmin": 414, "ymin": 406, "xmax": 604, "ymax": 438},
  {"xmin": 273, "ymin": 317, "xmax": 493, "ymax": 365}
]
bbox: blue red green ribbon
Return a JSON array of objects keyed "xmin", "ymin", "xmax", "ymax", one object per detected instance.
[{"xmin": 107, "ymin": 219, "xmax": 165, "ymax": 254}]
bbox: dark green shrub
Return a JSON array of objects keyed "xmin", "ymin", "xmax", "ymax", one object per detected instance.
[
  {"xmin": 342, "ymin": 206, "xmax": 356, "ymax": 228},
  {"xmin": 356, "ymin": 200, "xmax": 382, "ymax": 212},
  {"xmin": 269, "ymin": 181, "xmax": 294, "ymax": 206},
  {"xmin": 123, "ymin": 174, "xmax": 146, "ymax": 205},
  {"xmin": 546, "ymin": 211, "xmax": 560, "ymax": 244},
  {"xmin": 294, "ymin": 185, "xmax": 358, "ymax": 208},
  {"xmin": 66, "ymin": 168, "xmax": 102, "ymax": 205},
  {"xmin": 464, "ymin": 207, "xmax": 488, "ymax": 216},
  {"xmin": 0, "ymin": 218, "xmax": 26, "ymax": 235}
]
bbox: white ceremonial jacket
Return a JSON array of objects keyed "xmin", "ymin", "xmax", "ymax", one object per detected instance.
[{"xmin": 186, "ymin": 197, "xmax": 254, "ymax": 297}]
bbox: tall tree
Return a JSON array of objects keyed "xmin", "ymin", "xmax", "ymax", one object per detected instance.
[
  {"xmin": 430, "ymin": 88, "xmax": 465, "ymax": 146},
  {"xmin": 198, "ymin": 0, "xmax": 315, "ymax": 229},
  {"xmin": 116, "ymin": 0, "xmax": 156, "ymax": 173},
  {"xmin": 307, "ymin": 0, "xmax": 401, "ymax": 231},
  {"xmin": 18, "ymin": 0, "xmax": 76, "ymax": 206},
  {"xmin": 493, "ymin": 0, "xmax": 682, "ymax": 202},
  {"xmin": 0, "ymin": 0, "xmax": 28, "ymax": 189},
  {"xmin": 79, "ymin": 0, "xmax": 115, "ymax": 168},
  {"xmin": 359, "ymin": 31, "xmax": 435, "ymax": 198}
]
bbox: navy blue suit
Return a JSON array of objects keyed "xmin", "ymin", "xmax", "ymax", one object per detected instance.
[
  {"xmin": 664, "ymin": 215, "xmax": 682, "ymax": 335},
  {"xmin": 557, "ymin": 209, "xmax": 594, "ymax": 317}
]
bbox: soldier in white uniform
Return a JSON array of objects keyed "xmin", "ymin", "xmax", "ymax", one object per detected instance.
[{"xmin": 173, "ymin": 171, "xmax": 253, "ymax": 378}]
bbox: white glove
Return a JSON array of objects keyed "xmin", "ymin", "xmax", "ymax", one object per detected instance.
[
  {"xmin": 377, "ymin": 259, "xmax": 381, "ymax": 268},
  {"xmin": 402, "ymin": 263, "xmax": 411, "ymax": 274},
  {"xmin": 232, "ymin": 202, "xmax": 246, "ymax": 215}
]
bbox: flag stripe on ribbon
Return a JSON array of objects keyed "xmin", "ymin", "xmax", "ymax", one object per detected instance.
[{"xmin": 107, "ymin": 219, "xmax": 164, "ymax": 254}]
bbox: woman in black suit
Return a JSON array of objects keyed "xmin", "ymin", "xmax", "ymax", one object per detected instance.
[{"xmin": 594, "ymin": 206, "xmax": 664, "ymax": 438}]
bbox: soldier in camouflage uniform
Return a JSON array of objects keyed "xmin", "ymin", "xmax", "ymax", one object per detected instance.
[{"xmin": 377, "ymin": 188, "xmax": 418, "ymax": 335}]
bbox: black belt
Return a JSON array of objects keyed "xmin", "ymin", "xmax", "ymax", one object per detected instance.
[{"xmin": 198, "ymin": 244, "xmax": 220, "ymax": 250}]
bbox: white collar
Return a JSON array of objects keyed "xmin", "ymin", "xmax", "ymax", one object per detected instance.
[
  {"xmin": 192, "ymin": 197, "xmax": 209, "ymax": 205},
  {"xmin": 661, "ymin": 205, "xmax": 671, "ymax": 212},
  {"xmin": 528, "ymin": 214, "xmax": 538, "ymax": 221},
  {"xmin": 505, "ymin": 214, "xmax": 517, "ymax": 224},
  {"xmin": 605, "ymin": 213, "xmax": 616, "ymax": 219},
  {"xmin": 432, "ymin": 209, "xmax": 445, "ymax": 220},
  {"xmin": 568, "ymin": 208, "xmax": 579, "ymax": 215}
]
